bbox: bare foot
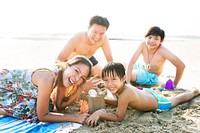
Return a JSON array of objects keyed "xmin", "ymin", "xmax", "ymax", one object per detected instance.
[{"xmin": 192, "ymin": 88, "xmax": 200, "ymax": 96}]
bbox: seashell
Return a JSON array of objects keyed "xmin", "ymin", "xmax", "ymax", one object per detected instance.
[{"xmin": 88, "ymin": 89, "xmax": 97, "ymax": 97}]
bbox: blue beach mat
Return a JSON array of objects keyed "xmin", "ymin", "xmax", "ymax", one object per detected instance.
[{"xmin": 0, "ymin": 115, "xmax": 82, "ymax": 133}]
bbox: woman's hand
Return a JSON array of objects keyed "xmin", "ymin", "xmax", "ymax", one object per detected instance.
[
  {"xmin": 75, "ymin": 113, "xmax": 90, "ymax": 124},
  {"xmin": 81, "ymin": 75, "xmax": 101, "ymax": 93}
]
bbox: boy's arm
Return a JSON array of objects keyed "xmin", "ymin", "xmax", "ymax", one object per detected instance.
[
  {"xmin": 56, "ymin": 35, "xmax": 78, "ymax": 62},
  {"xmin": 126, "ymin": 42, "xmax": 144, "ymax": 83},
  {"xmin": 105, "ymin": 98, "xmax": 118, "ymax": 106},
  {"xmin": 174, "ymin": 64, "xmax": 185, "ymax": 87},
  {"xmin": 161, "ymin": 47, "xmax": 185, "ymax": 87},
  {"xmin": 101, "ymin": 36, "xmax": 113, "ymax": 62},
  {"xmin": 86, "ymin": 94, "xmax": 129, "ymax": 126}
]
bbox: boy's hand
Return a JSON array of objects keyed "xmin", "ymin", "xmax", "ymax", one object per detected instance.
[{"xmin": 86, "ymin": 109, "xmax": 105, "ymax": 126}]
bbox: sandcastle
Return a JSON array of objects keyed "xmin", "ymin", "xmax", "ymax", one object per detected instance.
[{"xmin": 81, "ymin": 87, "xmax": 106, "ymax": 114}]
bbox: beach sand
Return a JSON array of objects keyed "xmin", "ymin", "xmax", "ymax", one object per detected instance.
[{"xmin": 1, "ymin": 38, "xmax": 200, "ymax": 132}]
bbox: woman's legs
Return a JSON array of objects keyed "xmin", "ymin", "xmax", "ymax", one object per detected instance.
[{"xmin": 0, "ymin": 108, "xmax": 7, "ymax": 115}]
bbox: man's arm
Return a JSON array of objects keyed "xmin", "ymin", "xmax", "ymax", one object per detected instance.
[
  {"xmin": 56, "ymin": 35, "xmax": 79, "ymax": 62},
  {"xmin": 101, "ymin": 36, "xmax": 113, "ymax": 62}
]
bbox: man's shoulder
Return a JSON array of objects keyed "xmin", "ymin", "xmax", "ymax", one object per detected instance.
[
  {"xmin": 73, "ymin": 32, "xmax": 87, "ymax": 38},
  {"xmin": 68, "ymin": 32, "xmax": 86, "ymax": 43}
]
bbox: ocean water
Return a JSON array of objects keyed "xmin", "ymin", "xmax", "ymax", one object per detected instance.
[{"xmin": 1, "ymin": 32, "xmax": 200, "ymax": 43}]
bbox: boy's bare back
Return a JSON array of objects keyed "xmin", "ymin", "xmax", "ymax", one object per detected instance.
[{"xmin": 118, "ymin": 84, "xmax": 158, "ymax": 111}]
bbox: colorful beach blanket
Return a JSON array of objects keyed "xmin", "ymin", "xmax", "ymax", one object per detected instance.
[{"xmin": 0, "ymin": 115, "xmax": 82, "ymax": 133}]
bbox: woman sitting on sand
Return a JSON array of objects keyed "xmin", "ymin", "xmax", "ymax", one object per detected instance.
[
  {"xmin": 0, "ymin": 55, "xmax": 92, "ymax": 123},
  {"xmin": 86, "ymin": 62, "xmax": 199, "ymax": 126},
  {"xmin": 126, "ymin": 26, "xmax": 185, "ymax": 87}
]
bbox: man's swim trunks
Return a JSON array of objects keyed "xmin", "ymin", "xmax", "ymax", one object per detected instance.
[
  {"xmin": 89, "ymin": 56, "xmax": 98, "ymax": 66},
  {"xmin": 144, "ymin": 88, "xmax": 172, "ymax": 112},
  {"xmin": 133, "ymin": 63, "xmax": 158, "ymax": 85}
]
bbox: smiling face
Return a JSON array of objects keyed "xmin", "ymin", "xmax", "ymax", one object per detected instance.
[
  {"xmin": 102, "ymin": 62, "xmax": 126, "ymax": 94},
  {"xmin": 145, "ymin": 35, "xmax": 162, "ymax": 49},
  {"xmin": 87, "ymin": 24, "xmax": 107, "ymax": 45},
  {"xmin": 62, "ymin": 63, "xmax": 90, "ymax": 88},
  {"xmin": 144, "ymin": 26, "xmax": 165, "ymax": 50},
  {"xmin": 103, "ymin": 71, "xmax": 126, "ymax": 94}
]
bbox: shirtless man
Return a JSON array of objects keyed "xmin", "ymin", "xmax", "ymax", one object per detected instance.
[
  {"xmin": 126, "ymin": 26, "xmax": 185, "ymax": 87},
  {"xmin": 57, "ymin": 15, "xmax": 113, "ymax": 78}
]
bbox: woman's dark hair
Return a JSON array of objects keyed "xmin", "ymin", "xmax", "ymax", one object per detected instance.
[
  {"xmin": 89, "ymin": 15, "xmax": 110, "ymax": 30},
  {"xmin": 102, "ymin": 62, "xmax": 125, "ymax": 80},
  {"xmin": 67, "ymin": 56, "xmax": 92, "ymax": 77},
  {"xmin": 145, "ymin": 26, "xmax": 165, "ymax": 41},
  {"xmin": 55, "ymin": 55, "xmax": 92, "ymax": 87}
]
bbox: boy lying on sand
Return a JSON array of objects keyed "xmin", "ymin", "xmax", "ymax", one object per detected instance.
[{"xmin": 86, "ymin": 62, "xmax": 199, "ymax": 126}]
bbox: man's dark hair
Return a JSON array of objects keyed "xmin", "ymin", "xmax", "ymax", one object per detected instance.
[{"xmin": 89, "ymin": 15, "xmax": 110, "ymax": 30}]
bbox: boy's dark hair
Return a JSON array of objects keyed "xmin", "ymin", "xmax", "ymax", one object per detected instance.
[
  {"xmin": 145, "ymin": 26, "xmax": 165, "ymax": 41},
  {"xmin": 102, "ymin": 62, "xmax": 125, "ymax": 79},
  {"xmin": 89, "ymin": 15, "xmax": 110, "ymax": 30}
]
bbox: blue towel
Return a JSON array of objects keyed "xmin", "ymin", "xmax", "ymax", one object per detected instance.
[{"xmin": 0, "ymin": 116, "xmax": 81, "ymax": 133}]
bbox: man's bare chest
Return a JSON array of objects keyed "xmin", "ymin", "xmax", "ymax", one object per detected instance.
[{"xmin": 75, "ymin": 44, "xmax": 101, "ymax": 55}]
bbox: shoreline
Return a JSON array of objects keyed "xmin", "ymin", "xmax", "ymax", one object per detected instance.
[
  {"xmin": 1, "ymin": 38, "xmax": 200, "ymax": 88},
  {"xmin": 1, "ymin": 33, "xmax": 200, "ymax": 42}
]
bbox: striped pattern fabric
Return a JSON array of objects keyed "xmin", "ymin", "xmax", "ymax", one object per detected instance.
[{"xmin": 0, "ymin": 116, "xmax": 81, "ymax": 133}]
